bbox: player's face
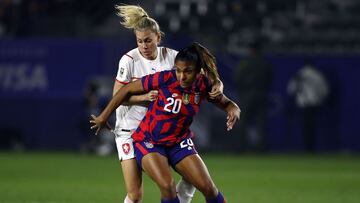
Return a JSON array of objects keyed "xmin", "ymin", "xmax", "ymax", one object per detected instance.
[
  {"xmin": 135, "ymin": 29, "xmax": 160, "ymax": 60},
  {"xmin": 175, "ymin": 60, "xmax": 199, "ymax": 88}
]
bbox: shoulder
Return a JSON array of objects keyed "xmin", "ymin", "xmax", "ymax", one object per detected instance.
[
  {"xmin": 162, "ymin": 47, "xmax": 178, "ymax": 55},
  {"xmin": 197, "ymin": 74, "xmax": 213, "ymax": 92},
  {"xmin": 164, "ymin": 69, "xmax": 176, "ymax": 77},
  {"xmin": 197, "ymin": 73, "xmax": 211, "ymax": 84},
  {"xmin": 160, "ymin": 47, "xmax": 178, "ymax": 60},
  {"xmin": 144, "ymin": 69, "xmax": 174, "ymax": 78},
  {"xmin": 119, "ymin": 48, "xmax": 141, "ymax": 64},
  {"xmin": 156, "ymin": 69, "xmax": 177, "ymax": 84},
  {"xmin": 155, "ymin": 69, "xmax": 175, "ymax": 78}
]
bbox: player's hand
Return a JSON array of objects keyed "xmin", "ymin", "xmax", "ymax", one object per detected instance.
[
  {"xmin": 89, "ymin": 114, "xmax": 112, "ymax": 135},
  {"xmin": 226, "ymin": 105, "xmax": 241, "ymax": 131},
  {"xmin": 209, "ymin": 80, "xmax": 224, "ymax": 99},
  {"xmin": 146, "ymin": 90, "xmax": 159, "ymax": 102}
]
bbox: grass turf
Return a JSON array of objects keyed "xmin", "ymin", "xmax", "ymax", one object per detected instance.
[{"xmin": 0, "ymin": 152, "xmax": 359, "ymax": 203}]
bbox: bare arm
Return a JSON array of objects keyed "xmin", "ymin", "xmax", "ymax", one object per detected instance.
[
  {"xmin": 113, "ymin": 82, "xmax": 158, "ymax": 106},
  {"xmin": 90, "ymin": 80, "xmax": 146, "ymax": 135},
  {"xmin": 200, "ymin": 69, "xmax": 224, "ymax": 99},
  {"xmin": 210, "ymin": 94, "xmax": 241, "ymax": 131},
  {"xmin": 208, "ymin": 78, "xmax": 224, "ymax": 99}
]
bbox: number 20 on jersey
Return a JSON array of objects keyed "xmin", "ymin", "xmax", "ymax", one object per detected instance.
[{"xmin": 163, "ymin": 97, "xmax": 182, "ymax": 114}]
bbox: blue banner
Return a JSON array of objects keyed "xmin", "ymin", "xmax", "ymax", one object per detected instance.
[{"xmin": 0, "ymin": 39, "xmax": 104, "ymax": 98}]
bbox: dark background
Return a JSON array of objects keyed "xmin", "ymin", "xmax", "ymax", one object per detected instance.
[{"xmin": 1, "ymin": 0, "xmax": 359, "ymax": 153}]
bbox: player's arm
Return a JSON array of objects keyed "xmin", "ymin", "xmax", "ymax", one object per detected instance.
[
  {"xmin": 209, "ymin": 78, "xmax": 224, "ymax": 99},
  {"xmin": 209, "ymin": 94, "xmax": 241, "ymax": 131},
  {"xmin": 200, "ymin": 69, "xmax": 224, "ymax": 99},
  {"xmin": 114, "ymin": 54, "xmax": 158, "ymax": 106},
  {"xmin": 90, "ymin": 80, "xmax": 146, "ymax": 135},
  {"xmin": 113, "ymin": 81, "xmax": 158, "ymax": 107}
]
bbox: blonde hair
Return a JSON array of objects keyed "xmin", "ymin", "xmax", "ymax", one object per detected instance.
[{"xmin": 115, "ymin": 4, "xmax": 164, "ymax": 36}]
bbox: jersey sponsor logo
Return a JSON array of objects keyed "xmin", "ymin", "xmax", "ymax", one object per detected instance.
[
  {"xmin": 120, "ymin": 67, "xmax": 124, "ymax": 75},
  {"xmin": 144, "ymin": 141, "xmax": 154, "ymax": 149},
  {"xmin": 180, "ymin": 138, "xmax": 194, "ymax": 150},
  {"xmin": 182, "ymin": 93, "xmax": 190, "ymax": 105},
  {"xmin": 122, "ymin": 143, "xmax": 131, "ymax": 155},
  {"xmin": 195, "ymin": 92, "xmax": 200, "ymax": 104}
]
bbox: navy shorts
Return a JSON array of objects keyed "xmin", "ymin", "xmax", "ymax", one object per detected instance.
[{"xmin": 134, "ymin": 138, "xmax": 198, "ymax": 169}]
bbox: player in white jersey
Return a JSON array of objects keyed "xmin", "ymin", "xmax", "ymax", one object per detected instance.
[
  {"xmin": 114, "ymin": 46, "xmax": 178, "ymax": 139},
  {"xmin": 112, "ymin": 5, "xmax": 223, "ymax": 203}
]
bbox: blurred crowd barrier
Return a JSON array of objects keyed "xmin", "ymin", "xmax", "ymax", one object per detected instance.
[{"xmin": 0, "ymin": 39, "xmax": 359, "ymax": 153}]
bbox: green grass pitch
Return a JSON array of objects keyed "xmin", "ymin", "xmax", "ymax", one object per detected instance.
[{"xmin": 0, "ymin": 152, "xmax": 359, "ymax": 203}]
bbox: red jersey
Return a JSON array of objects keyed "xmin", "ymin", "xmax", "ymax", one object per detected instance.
[{"xmin": 132, "ymin": 70, "xmax": 213, "ymax": 146}]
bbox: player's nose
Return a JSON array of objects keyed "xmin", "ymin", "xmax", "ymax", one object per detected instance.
[{"xmin": 179, "ymin": 73, "xmax": 186, "ymax": 81}]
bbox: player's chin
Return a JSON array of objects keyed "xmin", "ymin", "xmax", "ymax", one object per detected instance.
[{"xmin": 180, "ymin": 82, "xmax": 190, "ymax": 88}]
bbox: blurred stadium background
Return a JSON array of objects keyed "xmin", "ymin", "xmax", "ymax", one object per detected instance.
[{"xmin": 0, "ymin": 0, "xmax": 360, "ymax": 202}]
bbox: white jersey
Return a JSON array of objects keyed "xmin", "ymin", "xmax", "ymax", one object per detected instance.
[{"xmin": 114, "ymin": 47, "xmax": 178, "ymax": 136}]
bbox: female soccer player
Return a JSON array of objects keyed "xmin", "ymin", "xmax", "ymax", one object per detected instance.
[
  {"xmin": 111, "ymin": 4, "xmax": 223, "ymax": 203},
  {"xmin": 91, "ymin": 42, "xmax": 240, "ymax": 203}
]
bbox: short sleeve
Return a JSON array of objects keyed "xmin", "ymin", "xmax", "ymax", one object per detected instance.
[
  {"xmin": 168, "ymin": 48, "xmax": 178, "ymax": 60},
  {"xmin": 115, "ymin": 55, "xmax": 133, "ymax": 84},
  {"xmin": 141, "ymin": 71, "xmax": 171, "ymax": 92},
  {"xmin": 169, "ymin": 49, "xmax": 178, "ymax": 70}
]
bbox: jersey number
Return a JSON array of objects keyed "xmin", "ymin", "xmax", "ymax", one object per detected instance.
[
  {"xmin": 180, "ymin": 138, "xmax": 194, "ymax": 150},
  {"xmin": 164, "ymin": 97, "xmax": 182, "ymax": 114}
]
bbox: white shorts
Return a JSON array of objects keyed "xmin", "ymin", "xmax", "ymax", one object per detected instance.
[{"xmin": 115, "ymin": 132, "xmax": 135, "ymax": 161}]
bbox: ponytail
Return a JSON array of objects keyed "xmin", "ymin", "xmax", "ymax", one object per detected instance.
[
  {"xmin": 175, "ymin": 42, "xmax": 220, "ymax": 84},
  {"xmin": 192, "ymin": 42, "xmax": 220, "ymax": 85},
  {"xmin": 115, "ymin": 4, "xmax": 164, "ymax": 36}
]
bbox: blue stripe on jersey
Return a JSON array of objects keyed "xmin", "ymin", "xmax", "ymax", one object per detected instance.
[
  {"xmin": 195, "ymin": 78, "xmax": 201, "ymax": 92},
  {"xmin": 158, "ymin": 71, "xmax": 165, "ymax": 87},
  {"xmin": 156, "ymin": 109, "xmax": 166, "ymax": 116},
  {"xmin": 141, "ymin": 76, "xmax": 147, "ymax": 91},
  {"xmin": 150, "ymin": 117, "xmax": 182, "ymax": 144},
  {"xmin": 180, "ymin": 116, "xmax": 192, "ymax": 135},
  {"xmin": 148, "ymin": 74, "xmax": 154, "ymax": 90},
  {"xmin": 148, "ymin": 101, "xmax": 155, "ymax": 109},
  {"xmin": 169, "ymin": 70, "xmax": 178, "ymax": 83},
  {"xmin": 144, "ymin": 131, "xmax": 151, "ymax": 140},
  {"xmin": 152, "ymin": 121, "xmax": 163, "ymax": 139},
  {"xmin": 186, "ymin": 104, "xmax": 195, "ymax": 115},
  {"xmin": 154, "ymin": 120, "xmax": 175, "ymax": 139},
  {"xmin": 174, "ymin": 85, "xmax": 183, "ymax": 93},
  {"xmin": 161, "ymin": 85, "xmax": 173, "ymax": 100},
  {"xmin": 203, "ymin": 76, "xmax": 212, "ymax": 93},
  {"xmin": 157, "ymin": 97, "xmax": 165, "ymax": 108},
  {"xmin": 163, "ymin": 118, "xmax": 179, "ymax": 136},
  {"xmin": 148, "ymin": 114, "xmax": 154, "ymax": 127},
  {"xmin": 166, "ymin": 71, "xmax": 178, "ymax": 88}
]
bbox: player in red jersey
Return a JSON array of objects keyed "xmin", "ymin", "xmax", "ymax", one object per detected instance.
[
  {"xmin": 90, "ymin": 42, "xmax": 240, "ymax": 203},
  {"xmin": 112, "ymin": 4, "xmax": 223, "ymax": 203}
]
